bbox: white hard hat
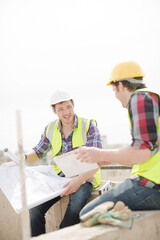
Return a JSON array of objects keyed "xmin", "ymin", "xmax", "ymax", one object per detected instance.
[{"xmin": 50, "ymin": 90, "xmax": 73, "ymax": 106}]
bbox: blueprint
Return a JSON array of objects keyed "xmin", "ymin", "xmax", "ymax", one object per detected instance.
[{"xmin": 0, "ymin": 162, "xmax": 71, "ymax": 213}]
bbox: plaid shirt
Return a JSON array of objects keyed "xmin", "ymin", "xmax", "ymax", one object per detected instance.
[
  {"xmin": 128, "ymin": 90, "xmax": 159, "ymax": 152},
  {"xmin": 33, "ymin": 115, "xmax": 102, "ymax": 159},
  {"xmin": 129, "ymin": 90, "xmax": 160, "ymax": 188}
]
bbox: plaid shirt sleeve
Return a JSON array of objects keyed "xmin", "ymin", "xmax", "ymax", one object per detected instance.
[
  {"xmin": 33, "ymin": 126, "xmax": 52, "ymax": 158},
  {"xmin": 128, "ymin": 91, "xmax": 159, "ymax": 151},
  {"xmin": 86, "ymin": 120, "xmax": 102, "ymax": 149}
]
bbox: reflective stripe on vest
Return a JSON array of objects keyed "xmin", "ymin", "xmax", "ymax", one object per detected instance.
[
  {"xmin": 46, "ymin": 117, "xmax": 101, "ymax": 188},
  {"xmin": 128, "ymin": 88, "xmax": 160, "ymax": 183}
]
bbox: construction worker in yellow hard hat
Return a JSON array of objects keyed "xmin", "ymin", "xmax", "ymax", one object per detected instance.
[
  {"xmin": 76, "ymin": 60, "xmax": 160, "ymax": 217},
  {"xmin": 24, "ymin": 89, "xmax": 102, "ymax": 237},
  {"xmin": 107, "ymin": 61, "xmax": 145, "ymax": 86}
]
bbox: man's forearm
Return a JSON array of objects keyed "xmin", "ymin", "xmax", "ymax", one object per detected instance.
[
  {"xmin": 99, "ymin": 146, "xmax": 152, "ymax": 166},
  {"xmin": 77, "ymin": 168, "xmax": 99, "ymax": 184},
  {"xmin": 25, "ymin": 150, "xmax": 39, "ymax": 164}
]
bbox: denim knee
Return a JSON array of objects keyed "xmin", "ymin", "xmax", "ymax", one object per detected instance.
[
  {"xmin": 69, "ymin": 182, "xmax": 93, "ymax": 213},
  {"xmin": 30, "ymin": 207, "xmax": 45, "ymax": 222},
  {"xmin": 29, "ymin": 208, "xmax": 46, "ymax": 236}
]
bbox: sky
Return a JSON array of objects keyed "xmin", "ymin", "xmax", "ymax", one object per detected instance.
[{"xmin": 0, "ymin": 0, "xmax": 160, "ymax": 153}]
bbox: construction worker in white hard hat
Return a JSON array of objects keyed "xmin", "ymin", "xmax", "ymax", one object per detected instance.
[
  {"xmin": 76, "ymin": 61, "xmax": 160, "ymax": 217},
  {"xmin": 25, "ymin": 89, "xmax": 102, "ymax": 237}
]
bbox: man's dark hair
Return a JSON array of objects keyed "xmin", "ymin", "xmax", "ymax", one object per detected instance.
[
  {"xmin": 111, "ymin": 77, "xmax": 146, "ymax": 92},
  {"xmin": 51, "ymin": 99, "xmax": 74, "ymax": 109}
]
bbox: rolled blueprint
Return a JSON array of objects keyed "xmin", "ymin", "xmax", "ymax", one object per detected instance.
[{"xmin": 4, "ymin": 148, "xmax": 19, "ymax": 164}]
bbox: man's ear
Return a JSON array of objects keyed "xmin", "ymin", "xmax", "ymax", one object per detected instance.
[
  {"xmin": 51, "ymin": 106, "xmax": 56, "ymax": 114},
  {"xmin": 118, "ymin": 81, "xmax": 124, "ymax": 91}
]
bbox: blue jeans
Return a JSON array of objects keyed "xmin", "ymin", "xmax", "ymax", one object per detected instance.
[
  {"xmin": 80, "ymin": 179, "xmax": 160, "ymax": 217},
  {"xmin": 30, "ymin": 182, "xmax": 93, "ymax": 236}
]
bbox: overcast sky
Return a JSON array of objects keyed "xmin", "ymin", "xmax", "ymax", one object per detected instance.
[{"xmin": 1, "ymin": 0, "xmax": 160, "ymax": 153}]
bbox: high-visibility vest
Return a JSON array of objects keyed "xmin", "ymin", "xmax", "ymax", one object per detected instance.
[
  {"xmin": 46, "ymin": 117, "xmax": 101, "ymax": 188},
  {"xmin": 128, "ymin": 88, "xmax": 160, "ymax": 184}
]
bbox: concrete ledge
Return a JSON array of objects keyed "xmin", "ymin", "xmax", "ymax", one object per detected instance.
[
  {"xmin": 0, "ymin": 189, "xmax": 22, "ymax": 240},
  {"xmin": 45, "ymin": 180, "xmax": 113, "ymax": 232},
  {"xmin": 1, "ymin": 189, "xmax": 160, "ymax": 240},
  {"xmin": 0, "ymin": 181, "xmax": 111, "ymax": 239},
  {"xmin": 33, "ymin": 211, "xmax": 160, "ymax": 240},
  {"xmin": 1, "ymin": 178, "xmax": 160, "ymax": 240}
]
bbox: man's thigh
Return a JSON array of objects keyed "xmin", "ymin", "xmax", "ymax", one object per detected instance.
[
  {"xmin": 69, "ymin": 182, "xmax": 93, "ymax": 208},
  {"xmin": 80, "ymin": 179, "xmax": 160, "ymax": 216},
  {"xmin": 30, "ymin": 195, "xmax": 61, "ymax": 217}
]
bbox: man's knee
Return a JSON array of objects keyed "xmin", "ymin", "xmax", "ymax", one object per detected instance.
[{"xmin": 30, "ymin": 207, "xmax": 46, "ymax": 226}]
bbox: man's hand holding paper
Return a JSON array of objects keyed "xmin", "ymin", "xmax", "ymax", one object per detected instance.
[
  {"xmin": 54, "ymin": 148, "xmax": 99, "ymax": 178},
  {"xmin": 61, "ymin": 168, "xmax": 98, "ymax": 197}
]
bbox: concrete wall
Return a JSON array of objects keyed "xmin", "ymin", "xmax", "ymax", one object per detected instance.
[
  {"xmin": 45, "ymin": 196, "xmax": 69, "ymax": 232},
  {"xmin": 101, "ymin": 168, "xmax": 131, "ymax": 182},
  {"xmin": 0, "ymin": 189, "xmax": 22, "ymax": 240},
  {"xmin": 33, "ymin": 211, "xmax": 160, "ymax": 240},
  {"xmin": 1, "ymin": 181, "xmax": 160, "ymax": 240},
  {"xmin": 0, "ymin": 182, "xmax": 101, "ymax": 240},
  {"xmin": 0, "ymin": 168, "xmax": 132, "ymax": 240},
  {"xmin": 45, "ymin": 187, "xmax": 102, "ymax": 233}
]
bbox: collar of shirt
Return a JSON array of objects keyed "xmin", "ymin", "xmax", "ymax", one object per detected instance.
[
  {"xmin": 57, "ymin": 114, "xmax": 78, "ymax": 134},
  {"xmin": 58, "ymin": 115, "xmax": 78, "ymax": 154}
]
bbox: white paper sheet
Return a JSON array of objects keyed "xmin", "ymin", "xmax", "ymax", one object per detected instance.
[
  {"xmin": 54, "ymin": 149, "xmax": 99, "ymax": 177},
  {"xmin": 0, "ymin": 162, "xmax": 71, "ymax": 213}
]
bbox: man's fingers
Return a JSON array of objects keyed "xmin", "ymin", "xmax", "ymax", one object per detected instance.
[
  {"xmin": 80, "ymin": 155, "xmax": 88, "ymax": 162},
  {"xmin": 75, "ymin": 147, "xmax": 95, "ymax": 163},
  {"xmin": 62, "ymin": 181, "xmax": 70, "ymax": 188},
  {"xmin": 61, "ymin": 186, "xmax": 71, "ymax": 197},
  {"xmin": 76, "ymin": 152, "xmax": 89, "ymax": 162},
  {"xmin": 75, "ymin": 147, "xmax": 87, "ymax": 158}
]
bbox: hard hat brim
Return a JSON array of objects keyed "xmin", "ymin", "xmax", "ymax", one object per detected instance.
[
  {"xmin": 50, "ymin": 97, "xmax": 72, "ymax": 106},
  {"xmin": 106, "ymin": 80, "xmax": 112, "ymax": 86},
  {"xmin": 50, "ymin": 90, "xmax": 73, "ymax": 106}
]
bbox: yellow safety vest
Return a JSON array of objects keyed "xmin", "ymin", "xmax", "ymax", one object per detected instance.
[
  {"xmin": 46, "ymin": 117, "xmax": 101, "ymax": 188},
  {"xmin": 128, "ymin": 88, "xmax": 160, "ymax": 184}
]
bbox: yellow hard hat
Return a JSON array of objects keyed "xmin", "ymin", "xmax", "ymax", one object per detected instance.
[{"xmin": 107, "ymin": 61, "xmax": 145, "ymax": 86}]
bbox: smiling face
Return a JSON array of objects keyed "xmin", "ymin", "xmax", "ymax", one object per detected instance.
[{"xmin": 53, "ymin": 100, "xmax": 75, "ymax": 126}]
